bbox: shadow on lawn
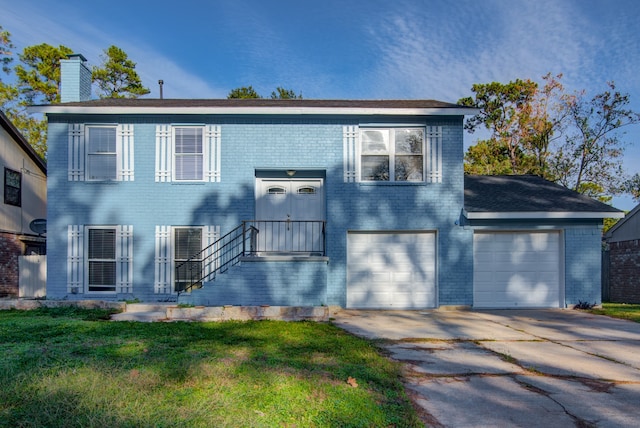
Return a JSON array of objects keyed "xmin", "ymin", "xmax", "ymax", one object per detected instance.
[{"xmin": 0, "ymin": 309, "xmax": 421, "ymax": 427}]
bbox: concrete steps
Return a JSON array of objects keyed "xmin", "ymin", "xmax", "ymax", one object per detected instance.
[{"xmin": 110, "ymin": 303, "xmax": 333, "ymax": 322}]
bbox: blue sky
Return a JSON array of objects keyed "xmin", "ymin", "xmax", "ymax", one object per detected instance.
[{"xmin": 3, "ymin": 0, "xmax": 640, "ymax": 209}]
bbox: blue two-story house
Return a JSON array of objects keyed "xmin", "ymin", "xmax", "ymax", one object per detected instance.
[{"xmin": 33, "ymin": 54, "xmax": 622, "ymax": 309}]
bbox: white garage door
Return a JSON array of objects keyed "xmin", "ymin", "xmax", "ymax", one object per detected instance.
[
  {"xmin": 473, "ymin": 231, "xmax": 562, "ymax": 308},
  {"xmin": 347, "ymin": 232, "xmax": 437, "ymax": 309}
]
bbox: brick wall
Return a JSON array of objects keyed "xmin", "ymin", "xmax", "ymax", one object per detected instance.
[
  {"xmin": 0, "ymin": 232, "xmax": 23, "ymax": 297},
  {"xmin": 608, "ymin": 240, "xmax": 640, "ymax": 303}
]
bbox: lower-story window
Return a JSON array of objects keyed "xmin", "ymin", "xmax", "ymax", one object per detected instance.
[
  {"xmin": 174, "ymin": 227, "xmax": 203, "ymax": 292},
  {"xmin": 87, "ymin": 227, "xmax": 116, "ymax": 292}
]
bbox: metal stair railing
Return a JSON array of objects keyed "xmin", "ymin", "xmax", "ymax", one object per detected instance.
[
  {"xmin": 175, "ymin": 220, "xmax": 325, "ymax": 295},
  {"xmin": 175, "ymin": 223, "xmax": 258, "ymax": 295}
]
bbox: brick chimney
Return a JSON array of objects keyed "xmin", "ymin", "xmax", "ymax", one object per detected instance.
[{"xmin": 60, "ymin": 54, "xmax": 92, "ymax": 103}]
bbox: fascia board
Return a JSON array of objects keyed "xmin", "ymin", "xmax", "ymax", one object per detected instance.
[
  {"xmin": 29, "ymin": 105, "xmax": 479, "ymax": 116},
  {"xmin": 465, "ymin": 211, "xmax": 625, "ymax": 220}
]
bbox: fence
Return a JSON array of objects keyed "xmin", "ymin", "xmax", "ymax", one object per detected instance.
[{"xmin": 19, "ymin": 255, "xmax": 46, "ymax": 298}]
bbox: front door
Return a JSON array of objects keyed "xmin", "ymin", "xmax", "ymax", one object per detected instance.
[{"xmin": 255, "ymin": 178, "xmax": 325, "ymax": 253}]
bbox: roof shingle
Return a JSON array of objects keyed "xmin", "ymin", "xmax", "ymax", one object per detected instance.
[{"xmin": 464, "ymin": 174, "xmax": 621, "ymax": 214}]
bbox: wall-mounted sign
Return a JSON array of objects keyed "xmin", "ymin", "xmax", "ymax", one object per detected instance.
[{"xmin": 30, "ymin": 219, "xmax": 47, "ymax": 235}]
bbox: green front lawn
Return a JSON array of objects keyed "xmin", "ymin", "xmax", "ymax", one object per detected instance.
[
  {"xmin": 0, "ymin": 307, "xmax": 422, "ymax": 427},
  {"xmin": 589, "ymin": 303, "xmax": 640, "ymax": 323}
]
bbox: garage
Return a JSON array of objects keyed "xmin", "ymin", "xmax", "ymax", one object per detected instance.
[
  {"xmin": 473, "ymin": 231, "xmax": 562, "ymax": 308},
  {"xmin": 347, "ymin": 232, "xmax": 436, "ymax": 309}
]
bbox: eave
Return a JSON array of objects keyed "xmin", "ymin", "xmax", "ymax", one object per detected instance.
[
  {"xmin": 464, "ymin": 210, "xmax": 625, "ymax": 220},
  {"xmin": 29, "ymin": 105, "xmax": 478, "ymax": 116}
]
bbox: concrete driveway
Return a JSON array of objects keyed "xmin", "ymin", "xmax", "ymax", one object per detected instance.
[{"xmin": 332, "ymin": 309, "xmax": 640, "ymax": 427}]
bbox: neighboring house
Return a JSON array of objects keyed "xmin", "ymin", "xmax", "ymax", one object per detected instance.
[
  {"xmin": 31, "ymin": 54, "xmax": 623, "ymax": 309},
  {"xmin": 604, "ymin": 204, "xmax": 640, "ymax": 303},
  {"xmin": 0, "ymin": 110, "xmax": 47, "ymax": 297}
]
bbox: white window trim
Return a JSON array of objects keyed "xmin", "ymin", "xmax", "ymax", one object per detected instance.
[
  {"xmin": 85, "ymin": 125, "xmax": 117, "ymax": 182},
  {"xmin": 172, "ymin": 126, "xmax": 205, "ymax": 182},
  {"xmin": 358, "ymin": 126, "xmax": 426, "ymax": 183},
  {"xmin": 85, "ymin": 226, "xmax": 118, "ymax": 293}
]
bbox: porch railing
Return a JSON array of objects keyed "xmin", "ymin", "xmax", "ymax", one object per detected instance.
[
  {"xmin": 175, "ymin": 220, "xmax": 325, "ymax": 294},
  {"xmin": 244, "ymin": 220, "xmax": 326, "ymax": 255}
]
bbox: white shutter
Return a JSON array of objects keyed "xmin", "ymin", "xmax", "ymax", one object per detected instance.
[
  {"xmin": 155, "ymin": 125, "xmax": 172, "ymax": 182},
  {"xmin": 202, "ymin": 225, "xmax": 220, "ymax": 280},
  {"xmin": 154, "ymin": 225, "xmax": 173, "ymax": 293},
  {"xmin": 343, "ymin": 126, "xmax": 358, "ymax": 182},
  {"xmin": 117, "ymin": 124, "xmax": 135, "ymax": 181},
  {"xmin": 68, "ymin": 124, "xmax": 85, "ymax": 181},
  {"xmin": 426, "ymin": 126, "xmax": 442, "ymax": 183},
  {"xmin": 205, "ymin": 125, "xmax": 221, "ymax": 182},
  {"xmin": 116, "ymin": 225, "xmax": 134, "ymax": 293},
  {"xmin": 67, "ymin": 225, "xmax": 84, "ymax": 293}
]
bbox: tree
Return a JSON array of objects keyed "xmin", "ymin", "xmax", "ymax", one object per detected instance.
[
  {"xmin": 92, "ymin": 45, "xmax": 150, "ymax": 98},
  {"xmin": 548, "ymin": 82, "xmax": 640, "ymax": 198},
  {"xmin": 271, "ymin": 87, "xmax": 302, "ymax": 99},
  {"xmin": 14, "ymin": 43, "xmax": 73, "ymax": 103},
  {"xmin": 622, "ymin": 174, "xmax": 640, "ymax": 202},
  {"xmin": 227, "ymin": 86, "xmax": 261, "ymax": 99},
  {"xmin": 462, "ymin": 75, "xmax": 640, "ymax": 201},
  {"xmin": 227, "ymin": 86, "xmax": 302, "ymax": 99},
  {"xmin": 0, "ymin": 25, "xmax": 14, "ymax": 75},
  {"xmin": 0, "ymin": 30, "xmax": 48, "ymax": 159},
  {"xmin": 458, "ymin": 79, "xmax": 538, "ymax": 174}
]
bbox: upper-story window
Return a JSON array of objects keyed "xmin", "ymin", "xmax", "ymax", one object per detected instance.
[
  {"xmin": 4, "ymin": 168, "xmax": 21, "ymax": 206},
  {"xmin": 173, "ymin": 127, "xmax": 204, "ymax": 181},
  {"xmin": 86, "ymin": 126, "xmax": 117, "ymax": 181},
  {"xmin": 360, "ymin": 128, "xmax": 424, "ymax": 182},
  {"xmin": 155, "ymin": 125, "xmax": 221, "ymax": 183},
  {"xmin": 68, "ymin": 124, "xmax": 134, "ymax": 182}
]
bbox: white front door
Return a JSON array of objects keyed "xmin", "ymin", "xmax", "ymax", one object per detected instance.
[{"xmin": 255, "ymin": 178, "xmax": 325, "ymax": 253}]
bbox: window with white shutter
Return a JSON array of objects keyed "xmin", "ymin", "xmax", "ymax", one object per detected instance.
[
  {"xmin": 67, "ymin": 224, "xmax": 133, "ymax": 294},
  {"xmin": 68, "ymin": 124, "xmax": 134, "ymax": 181},
  {"xmin": 155, "ymin": 125, "xmax": 220, "ymax": 182}
]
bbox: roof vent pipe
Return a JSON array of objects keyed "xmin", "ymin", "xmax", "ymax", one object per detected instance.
[{"xmin": 158, "ymin": 80, "xmax": 164, "ymax": 99}]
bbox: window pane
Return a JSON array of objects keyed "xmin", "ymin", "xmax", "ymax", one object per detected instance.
[
  {"xmin": 88, "ymin": 228, "xmax": 116, "ymax": 292},
  {"xmin": 4, "ymin": 168, "xmax": 21, "ymax": 206},
  {"xmin": 88, "ymin": 229, "xmax": 116, "ymax": 259},
  {"xmin": 395, "ymin": 155, "xmax": 424, "ymax": 181},
  {"xmin": 175, "ymin": 155, "xmax": 203, "ymax": 180},
  {"xmin": 175, "ymin": 128, "xmax": 203, "ymax": 154},
  {"xmin": 395, "ymin": 129, "xmax": 423, "ymax": 154},
  {"xmin": 89, "ymin": 261, "xmax": 116, "ymax": 287},
  {"xmin": 175, "ymin": 228, "xmax": 202, "ymax": 259},
  {"xmin": 361, "ymin": 130, "xmax": 389, "ymax": 154},
  {"xmin": 268, "ymin": 186, "xmax": 286, "ymax": 194},
  {"xmin": 88, "ymin": 127, "xmax": 116, "ymax": 153},
  {"xmin": 361, "ymin": 155, "xmax": 389, "ymax": 181},
  {"xmin": 87, "ymin": 154, "xmax": 117, "ymax": 180}
]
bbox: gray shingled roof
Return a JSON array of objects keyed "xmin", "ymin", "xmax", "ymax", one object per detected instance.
[
  {"xmin": 464, "ymin": 174, "xmax": 621, "ymax": 214},
  {"xmin": 40, "ymin": 98, "xmax": 466, "ymax": 109}
]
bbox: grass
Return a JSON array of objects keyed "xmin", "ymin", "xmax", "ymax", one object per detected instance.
[
  {"xmin": 0, "ymin": 307, "xmax": 422, "ymax": 427},
  {"xmin": 588, "ymin": 302, "xmax": 640, "ymax": 323}
]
